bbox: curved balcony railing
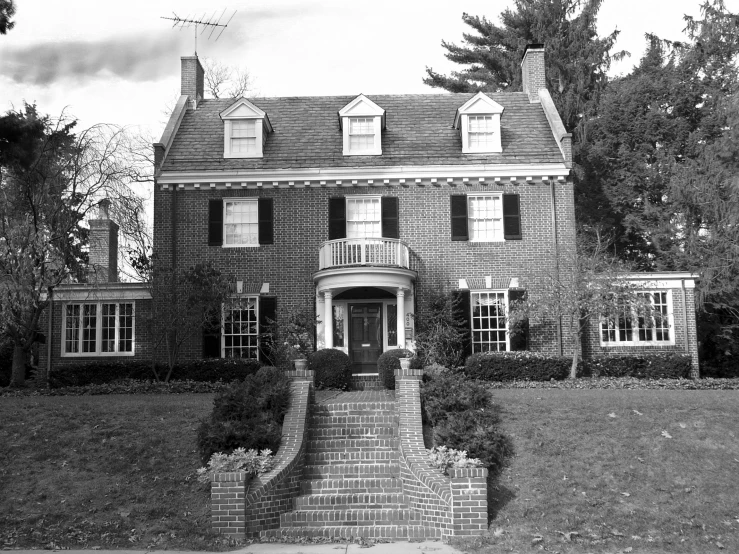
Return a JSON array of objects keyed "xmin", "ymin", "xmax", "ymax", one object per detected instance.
[{"xmin": 318, "ymin": 237, "xmax": 410, "ymax": 270}]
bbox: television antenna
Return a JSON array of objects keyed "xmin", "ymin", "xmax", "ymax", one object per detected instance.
[{"xmin": 161, "ymin": 9, "xmax": 236, "ymax": 55}]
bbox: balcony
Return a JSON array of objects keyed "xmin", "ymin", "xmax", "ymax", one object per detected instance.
[{"xmin": 318, "ymin": 238, "xmax": 410, "ymax": 270}]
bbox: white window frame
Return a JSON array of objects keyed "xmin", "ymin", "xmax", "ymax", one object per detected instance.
[
  {"xmin": 223, "ymin": 118, "xmax": 265, "ymax": 158},
  {"xmin": 222, "ymin": 296, "xmax": 260, "ymax": 360},
  {"xmin": 61, "ymin": 302, "xmax": 135, "ymax": 357},
  {"xmin": 454, "ymin": 92, "xmax": 504, "ymax": 154},
  {"xmin": 339, "ymin": 95, "xmax": 385, "ymax": 156},
  {"xmin": 468, "ymin": 193, "xmax": 504, "ymax": 243},
  {"xmin": 223, "ymin": 199, "xmax": 259, "ymax": 248},
  {"xmin": 471, "ymin": 290, "xmax": 510, "ymax": 353},
  {"xmin": 600, "ymin": 290, "xmax": 675, "ymax": 347},
  {"xmin": 345, "ymin": 195, "xmax": 382, "ymax": 238}
]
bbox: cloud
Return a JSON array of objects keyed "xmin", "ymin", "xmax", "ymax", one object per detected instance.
[{"xmin": 0, "ymin": 6, "xmax": 316, "ymax": 87}]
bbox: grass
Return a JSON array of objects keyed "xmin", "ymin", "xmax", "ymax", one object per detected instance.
[
  {"xmin": 0, "ymin": 393, "xmax": 232, "ymax": 550},
  {"xmin": 457, "ymin": 388, "xmax": 739, "ymax": 554}
]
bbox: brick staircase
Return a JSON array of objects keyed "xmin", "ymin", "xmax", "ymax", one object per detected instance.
[{"xmin": 278, "ymin": 390, "xmax": 438, "ymax": 539}]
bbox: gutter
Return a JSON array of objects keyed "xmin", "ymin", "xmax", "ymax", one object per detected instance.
[
  {"xmin": 46, "ymin": 286, "xmax": 53, "ymax": 388},
  {"xmin": 550, "ymin": 180, "xmax": 563, "ymax": 356}
]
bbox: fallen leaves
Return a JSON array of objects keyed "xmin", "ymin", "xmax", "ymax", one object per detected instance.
[
  {"xmin": 661, "ymin": 430, "xmax": 673, "ymax": 439},
  {"xmin": 556, "ymin": 530, "xmax": 579, "ymax": 542}
]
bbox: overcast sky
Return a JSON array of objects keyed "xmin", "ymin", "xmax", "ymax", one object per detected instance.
[{"xmin": 2, "ymin": 0, "xmax": 737, "ymax": 138}]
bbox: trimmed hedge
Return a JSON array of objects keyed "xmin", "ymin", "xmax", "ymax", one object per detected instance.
[
  {"xmin": 308, "ymin": 349, "xmax": 351, "ymax": 389},
  {"xmin": 464, "ymin": 351, "xmax": 571, "ymax": 381},
  {"xmin": 582, "ymin": 353, "xmax": 692, "ymax": 379},
  {"xmin": 49, "ymin": 358, "xmax": 263, "ymax": 387},
  {"xmin": 377, "ymin": 349, "xmax": 422, "ymax": 390},
  {"xmin": 196, "ymin": 366, "xmax": 290, "ymax": 464}
]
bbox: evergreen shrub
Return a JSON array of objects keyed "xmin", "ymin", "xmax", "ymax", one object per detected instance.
[
  {"xmin": 464, "ymin": 351, "xmax": 571, "ymax": 381},
  {"xmin": 196, "ymin": 366, "xmax": 290, "ymax": 464},
  {"xmin": 308, "ymin": 348, "xmax": 351, "ymax": 389},
  {"xmin": 377, "ymin": 348, "xmax": 422, "ymax": 389}
]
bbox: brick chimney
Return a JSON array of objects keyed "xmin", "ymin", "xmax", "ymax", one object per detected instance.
[
  {"xmin": 88, "ymin": 199, "xmax": 119, "ymax": 284},
  {"xmin": 181, "ymin": 56, "xmax": 205, "ymax": 108},
  {"xmin": 521, "ymin": 44, "xmax": 546, "ymax": 103}
]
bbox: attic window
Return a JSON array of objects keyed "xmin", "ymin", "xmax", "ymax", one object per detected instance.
[
  {"xmin": 220, "ymin": 98, "xmax": 272, "ymax": 159},
  {"xmin": 339, "ymin": 95, "xmax": 385, "ymax": 156},
  {"xmin": 454, "ymin": 92, "xmax": 504, "ymax": 154}
]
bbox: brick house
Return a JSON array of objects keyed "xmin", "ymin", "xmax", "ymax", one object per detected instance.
[{"xmin": 38, "ymin": 44, "xmax": 700, "ymax": 375}]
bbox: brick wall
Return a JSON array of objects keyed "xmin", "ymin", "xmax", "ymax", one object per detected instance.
[
  {"xmin": 154, "ymin": 179, "xmax": 577, "ymax": 362},
  {"xmin": 38, "ymin": 297, "xmax": 153, "ymax": 371},
  {"xmin": 582, "ymin": 285, "xmax": 699, "ymax": 375},
  {"xmin": 394, "ymin": 367, "xmax": 488, "ymax": 537}
]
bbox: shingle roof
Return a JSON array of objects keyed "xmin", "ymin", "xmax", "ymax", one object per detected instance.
[{"xmin": 161, "ymin": 93, "xmax": 564, "ymax": 172}]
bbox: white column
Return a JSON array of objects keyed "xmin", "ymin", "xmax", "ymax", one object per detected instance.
[
  {"xmin": 324, "ymin": 290, "xmax": 333, "ymax": 349},
  {"xmin": 316, "ymin": 293, "xmax": 325, "ymax": 349},
  {"xmin": 396, "ymin": 288, "xmax": 405, "ymax": 350}
]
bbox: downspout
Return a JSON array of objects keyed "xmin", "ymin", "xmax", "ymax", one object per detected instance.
[
  {"xmin": 46, "ymin": 286, "xmax": 53, "ymax": 388},
  {"xmin": 550, "ymin": 180, "xmax": 563, "ymax": 356},
  {"xmin": 681, "ymin": 279, "xmax": 694, "ymax": 377}
]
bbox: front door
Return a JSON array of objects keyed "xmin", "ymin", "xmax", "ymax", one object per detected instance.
[{"xmin": 349, "ymin": 303, "xmax": 383, "ymax": 374}]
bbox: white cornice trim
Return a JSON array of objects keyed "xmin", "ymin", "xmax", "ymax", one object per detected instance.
[
  {"xmin": 157, "ymin": 163, "xmax": 570, "ymax": 190},
  {"xmin": 46, "ymin": 283, "xmax": 152, "ymax": 301}
]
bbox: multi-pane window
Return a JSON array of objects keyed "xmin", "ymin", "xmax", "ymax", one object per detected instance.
[
  {"xmin": 223, "ymin": 297, "xmax": 259, "ymax": 359},
  {"xmin": 469, "ymin": 195, "xmax": 503, "ymax": 242},
  {"xmin": 387, "ymin": 304, "xmax": 398, "ymax": 347},
  {"xmin": 333, "ymin": 305, "xmax": 345, "ymax": 347},
  {"xmin": 63, "ymin": 302, "xmax": 134, "ymax": 356},
  {"xmin": 231, "ymin": 120, "xmax": 257, "ymax": 154},
  {"xmin": 471, "ymin": 291, "xmax": 508, "ymax": 352},
  {"xmin": 468, "ymin": 115, "xmax": 495, "ymax": 150},
  {"xmin": 346, "ymin": 196, "xmax": 381, "ymax": 238},
  {"xmin": 348, "ymin": 117, "xmax": 375, "ymax": 152},
  {"xmin": 224, "ymin": 200, "xmax": 258, "ymax": 246},
  {"xmin": 601, "ymin": 291, "xmax": 673, "ymax": 345}
]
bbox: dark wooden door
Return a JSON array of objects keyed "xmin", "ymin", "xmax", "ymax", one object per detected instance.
[{"xmin": 349, "ymin": 303, "xmax": 383, "ymax": 373}]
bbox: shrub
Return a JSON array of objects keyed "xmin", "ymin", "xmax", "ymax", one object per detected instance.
[
  {"xmin": 414, "ymin": 289, "xmax": 466, "ymax": 369},
  {"xmin": 196, "ymin": 366, "xmax": 290, "ymax": 464},
  {"xmin": 308, "ymin": 349, "xmax": 351, "ymax": 389},
  {"xmin": 464, "ymin": 351, "xmax": 571, "ymax": 381},
  {"xmin": 48, "ymin": 358, "xmax": 262, "ymax": 387},
  {"xmin": 421, "ymin": 371, "xmax": 512, "ymax": 475},
  {"xmin": 426, "ymin": 446, "xmax": 482, "ymax": 475},
  {"xmin": 582, "ymin": 353, "xmax": 692, "ymax": 379},
  {"xmin": 196, "ymin": 448, "xmax": 275, "ymax": 483},
  {"xmin": 377, "ymin": 349, "xmax": 422, "ymax": 389}
]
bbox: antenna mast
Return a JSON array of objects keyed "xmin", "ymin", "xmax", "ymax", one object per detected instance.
[{"xmin": 161, "ymin": 9, "xmax": 236, "ymax": 55}]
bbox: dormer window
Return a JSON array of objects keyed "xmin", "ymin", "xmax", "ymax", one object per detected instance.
[
  {"xmin": 220, "ymin": 98, "xmax": 272, "ymax": 159},
  {"xmin": 339, "ymin": 95, "xmax": 385, "ymax": 156},
  {"xmin": 454, "ymin": 92, "xmax": 504, "ymax": 154}
]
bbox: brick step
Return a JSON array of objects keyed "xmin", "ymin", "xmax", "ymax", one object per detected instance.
[
  {"xmin": 309, "ymin": 414, "xmax": 398, "ymax": 427},
  {"xmin": 305, "ymin": 450, "xmax": 398, "ymax": 464},
  {"xmin": 300, "ymin": 477, "xmax": 402, "ymax": 495},
  {"xmin": 294, "ymin": 492, "xmax": 409, "ymax": 510},
  {"xmin": 309, "ymin": 426, "xmax": 396, "ymax": 438},
  {"xmin": 276, "ymin": 525, "xmax": 442, "ymax": 539},
  {"xmin": 280, "ymin": 508, "xmax": 421, "ymax": 527},
  {"xmin": 303, "ymin": 464, "xmax": 399, "ymax": 479},
  {"xmin": 313, "ymin": 402, "xmax": 396, "ymax": 416},
  {"xmin": 306, "ymin": 438, "xmax": 399, "ymax": 452}
]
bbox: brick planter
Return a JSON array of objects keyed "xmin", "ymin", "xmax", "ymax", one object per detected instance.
[{"xmin": 211, "ymin": 472, "xmax": 251, "ymax": 536}]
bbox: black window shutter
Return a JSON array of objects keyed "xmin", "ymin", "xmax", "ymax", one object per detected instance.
[
  {"xmin": 328, "ymin": 197, "xmax": 346, "ymax": 240},
  {"xmin": 208, "ymin": 199, "xmax": 223, "ymax": 246},
  {"xmin": 509, "ymin": 289, "xmax": 528, "ymax": 351},
  {"xmin": 450, "ymin": 195, "xmax": 469, "ymax": 241},
  {"xmin": 258, "ymin": 296, "xmax": 277, "ymax": 364},
  {"xmin": 258, "ymin": 198, "xmax": 274, "ymax": 245},
  {"xmin": 202, "ymin": 308, "xmax": 221, "ymax": 358},
  {"xmin": 381, "ymin": 197, "xmax": 399, "ymax": 239},
  {"xmin": 503, "ymin": 194, "xmax": 522, "ymax": 240},
  {"xmin": 452, "ymin": 290, "xmax": 472, "ymax": 361}
]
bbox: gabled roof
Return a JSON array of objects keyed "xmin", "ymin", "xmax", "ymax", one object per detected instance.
[
  {"xmin": 160, "ymin": 93, "xmax": 564, "ymax": 173},
  {"xmin": 338, "ymin": 94, "xmax": 386, "ymax": 130},
  {"xmin": 453, "ymin": 92, "xmax": 504, "ymax": 128},
  {"xmin": 219, "ymin": 97, "xmax": 273, "ymax": 132}
]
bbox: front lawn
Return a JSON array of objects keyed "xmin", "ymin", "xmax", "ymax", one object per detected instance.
[
  {"xmin": 0, "ymin": 394, "xmax": 220, "ymax": 550},
  {"xmin": 466, "ymin": 388, "xmax": 739, "ymax": 554}
]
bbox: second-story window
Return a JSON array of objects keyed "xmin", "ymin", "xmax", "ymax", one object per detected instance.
[
  {"xmin": 224, "ymin": 200, "xmax": 259, "ymax": 247},
  {"xmin": 451, "ymin": 193, "xmax": 521, "ymax": 242},
  {"xmin": 469, "ymin": 195, "xmax": 503, "ymax": 242},
  {"xmin": 346, "ymin": 196, "xmax": 381, "ymax": 238}
]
